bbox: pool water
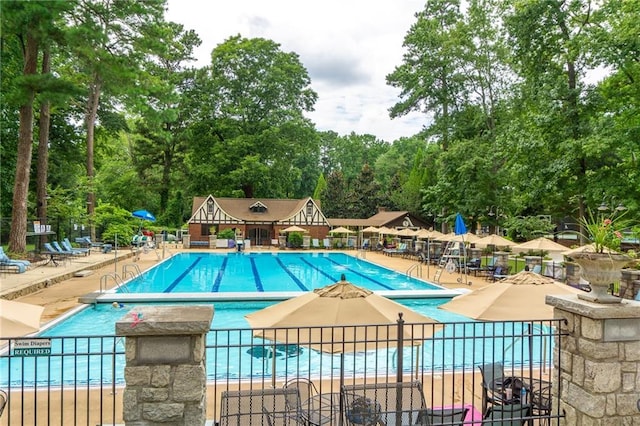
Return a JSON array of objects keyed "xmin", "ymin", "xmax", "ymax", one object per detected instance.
[
  {"xmin": 2, "ymin": 300, "xmax": 552, "ymax": 387},
  {"xmin": 123, "ymin": 252, "xmax": 441, "ymax": 293}
]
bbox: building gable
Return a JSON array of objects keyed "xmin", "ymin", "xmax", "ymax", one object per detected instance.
[
  {"xmin": 187, "ymin": 195, "xmax": 243, "ymax": 225},
  {"xmin": 278, "ymin": 198, "xmax": 330, "ymax": 226}
]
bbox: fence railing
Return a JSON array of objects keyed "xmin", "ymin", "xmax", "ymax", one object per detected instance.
[{"xmin": 1, "ymin": 318, "xmax": 565, "ymax": 425}]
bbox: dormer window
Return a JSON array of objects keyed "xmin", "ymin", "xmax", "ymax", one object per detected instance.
[
  {"xmin": 207, "ymin": 199, "xmax": 214, "ymax": 214},
  {"xmin": 249, "ymin": 201, "xmax": 267, "ymax": 213},
  {"xmin": 306, "ymin": 200, "xmax": 313, "ymax": 216}
]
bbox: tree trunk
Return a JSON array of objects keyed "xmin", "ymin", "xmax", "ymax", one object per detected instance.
[
  {"xmin": 85, "ymin": 74, "xmax": 101, "ymax": 241},
  {"xmin": 36, "ymin": 49, "xmax": 52, "ymax": 250},
  {"xmin": 8, "ymin": 33, "xmax": 39, "ymax": 254}
]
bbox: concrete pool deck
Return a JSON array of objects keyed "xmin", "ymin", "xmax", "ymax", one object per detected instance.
[{"xmin": 1, "ymin": 245, "xmax": 489, "ymax": 328}]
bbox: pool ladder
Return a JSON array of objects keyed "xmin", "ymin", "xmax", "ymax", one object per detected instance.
[
  {"xmin": 406, "ymin": 263, "xmax": 423, "ymax": 278},
  {"xmin": 99, "ymin": 263, "xmax": 142, "ymax": 293}
]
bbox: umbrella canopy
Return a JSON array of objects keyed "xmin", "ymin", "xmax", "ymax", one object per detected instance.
[
  {"xmin": 454, "ymin": 213, "xmax": 467, "ymax": 235},
  {"xmin": 439, "ymin": 271, "xmax": 582, "ymax": 321},
  {"xmin": 328, "ymin": 226, "xmax": 355, "ymax": 235},
  {"xmin": 132, "ymin": 209, "xmax": 156, "ymax": 222},
  {"xmin": 562, "ymin": 243, "xmax": 617, "ymax": 256},
  {"xmin": 440, "ymin": 232, "xmax": 480, "ymax": 243},
  {"xmin": 361, "ymin": 226, "xmax": 380, "ymax": 234},
  {"xmin": 415, "ymin": 229, "xmax": 445, "ymax": 240},
  {"xmin": 0, "ymin": 299, "xmax": 44, "ymax": 337},
  {"xmin": 245, "ymin": 279, "xmax": 440, "ymax": 354},
  {"xmin": 281, "ymin": 225, "xmax": 307, "ymax": 233},
  {"xmin": 474, "ymin": 234, "xmax": 514, "ymax": 248},
  {"xmin": 513, "ymin": 237, "xmax": 567, "ymax": 253},
  {"xmin": 377, "ymin": 226, "xmax": 397, "ymax": 235},
  {"xmin": 395, "ymin": 228, "xmax": 418, "ymax": 237}
]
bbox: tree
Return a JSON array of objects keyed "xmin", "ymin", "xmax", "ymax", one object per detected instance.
[
  {"xmin": 2, "ymin": 0, "xmax": 73, "ymax": 253},
  {"xmin": 130, "ymin": 21, "xmax": 201, "ymax": 213},
  {"xmin": 184, "ymin": 36, "xmax": 318, "ymax": 198},
  {"xmin": 313, "ymin": 173, "xmax": 327, "ymax": 200},
  {"xmin": 387, "ymin": 0, "xmax": 467, "ymax": 151},
  {"xmin": 346, "ymin": 164, "xmax": 381, "ymax": 218},
  {"xmin": 321, "ymin": 171, "xmax": 348, "ymax": 218},
  {"xmin": 66, "ymin": 0, "xmax": 166, "ymax": 239}
]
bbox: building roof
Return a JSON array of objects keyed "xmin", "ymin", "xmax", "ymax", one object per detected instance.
[
  {"xmin": 366, "ymin": 211, "xmax": 411, "ymax": 226},
  {"xmin": 192, "ymin": 197, "xmax": 314, "ymax": 223}
]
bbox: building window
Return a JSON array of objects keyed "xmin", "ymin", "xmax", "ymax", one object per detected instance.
[
  {"xmin": 306, "ymin": 201, "xmax": 313, "ymax": 216},
  {"xmin": 207, "ymin": 199, "xmax": 214, "ymax": 214}
]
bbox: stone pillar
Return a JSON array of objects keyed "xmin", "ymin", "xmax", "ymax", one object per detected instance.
[
  {"xmin": 546, "ymin": 295, "xmax": 640, "ymax": 425},
  {"xmin": 493, "ymin": 251, "xmax": 509, "ymax": 268},
  {"xmin": 620, "ymin": 269, "xmax": 640, "ymax": 300},
  {"xmin": 116, "ymin": 305, "xmax": 214, "ymax": 425},
  {"xmin": 208, "ymin": 234, "xmax": 216, "ymax": 249},
  {"xmin": 182, "ymin": 234, "xmax": 190, "ymax": 249}
]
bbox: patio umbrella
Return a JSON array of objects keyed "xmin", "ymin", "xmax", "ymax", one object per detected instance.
[
  {"xmin": 513, "ymin": 237, "xmax": 566, "ymax": 253},
  {"xmin": 439, "ymin": 270, "xmax": 583, "ymax": 382},
  {"xmin": 246, "ymin": 278, "xmax": 439, "ymax": 354},
  {"xmin": 438, "ymin": 270, "xmax": 582, "ymax": 321},
  {"xmin": 474, "ymin": 234, "xmax": 514, "ymax": 248},
  {"xmin": 247, "ymin": 277, "xmax": 440, "ymax": 384},
  {"xmin": 0, "ymin": 299, "xmax": 44, "ymax": 337},
  {"xmin": 377, "ymin": 226, "xmax": 397, "ymax": 235},
  {"xmin": 281, "ymin": 225, "xmax": 307, "ymax": 233},
  {"xmin": 328, "ymin": 226, "xmax": 355, "ymax": 235},
  {"xmin": 395, "ymin": 228, "xmax": 418, "ymax": 237},
  {"xmin": 131, "ymin": 209, "xmax": 156, "ymax": 222},
  {"xmin": 361, "ymin": 226, "xmax": 380, "ymax": 234}
]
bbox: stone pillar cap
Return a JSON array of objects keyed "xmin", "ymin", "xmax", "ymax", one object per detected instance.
[{"xmin": 115, "ymin": 305, "xmax": 213, "ymax": 336}]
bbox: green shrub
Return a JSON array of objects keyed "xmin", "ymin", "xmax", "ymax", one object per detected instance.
[
  {"xmin": 288, "ymin": 232, "xmax": 303, "ymax": 248},
  {"xmin": 218, "ymin": 228, "xmax": 236, "ymax": 239}
]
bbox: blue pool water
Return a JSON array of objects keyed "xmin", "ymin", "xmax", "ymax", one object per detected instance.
[
  {"xmin": 2, "ymin": 300, "xmax": 553, "ymax": 387},
  {"xmin": 122, "ymin": 252, "xmax": 441, "ymax": 293}
]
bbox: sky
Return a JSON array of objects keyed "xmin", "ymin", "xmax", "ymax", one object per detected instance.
[{"xmin": 165, "ymin": 0, "xmax": 428, "ymax": 142}]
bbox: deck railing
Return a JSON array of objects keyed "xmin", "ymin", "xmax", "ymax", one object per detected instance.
[{"xmin": 0, "ymin": 318, "xmax": 565, "ymax": 425}]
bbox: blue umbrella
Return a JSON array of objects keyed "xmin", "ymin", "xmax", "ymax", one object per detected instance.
[
  {"xmin": 454, "ymin": 213, "xmax": 467, "ymax": 235},
  {"xmin": 132, "ymin": 209, "xmax": 156, "ymax": 222}
]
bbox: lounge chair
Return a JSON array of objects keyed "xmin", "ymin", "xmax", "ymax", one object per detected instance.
[
  {"xmin": 0, "ymin": 247, "xmax": 28, "ymax": 273},
  {"xmin": 487, "ymin": 266, "xmax": 510, "ymax": 282},
  {"xmin": 42, "ymin": 242, "xmax": 72, "ymax": 266},
  {"xmin": 361, "ymin": 239, "xmax": 370, "ymax": 250},
  {"xmin": 311, "ymin": 238, "xmax": 320, "ymax": 249},
  {"xmin": 322, "ymin": 238, "xmax": 331, "ymax": 249},
  {"xmin": 341, "ymin": 380, "xmax": 429, "ymax": 426},
  {"xmin": 62, "ymin": 238, "xmax": 90, "ymax": 256},
  {"xmin": 219, "ymin": 387, "xmax": 301, "ymax": 426},
  {"xmin": 52, "ymin": 241, "xmax": 83, "ymax": 257}
]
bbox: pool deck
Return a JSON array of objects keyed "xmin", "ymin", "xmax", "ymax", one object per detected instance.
[{"xmin": 1, "ymin": 244, "xmax": 489, "ymax": 328}]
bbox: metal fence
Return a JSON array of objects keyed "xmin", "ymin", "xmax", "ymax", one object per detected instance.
[{"xmin": 1, "ymin": 318, "xmax": 566, "ymax": 425}]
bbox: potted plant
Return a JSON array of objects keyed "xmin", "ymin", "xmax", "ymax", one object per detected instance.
[{"xmin": 571, "ymin": 209, "xmax": 635, "ymax": 303}]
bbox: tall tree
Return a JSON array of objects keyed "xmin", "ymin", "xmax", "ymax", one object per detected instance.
[
  {"xmin": 130, "ymin": 21, "xmax": 201, "ymax": 214},
  {"xmin": 67, "ymin": 0, "xmax": 166, "ymax": 238},
  {"xmin": 2, "ymin": 0, "xmax": 73, "ymax": 253},
  {"xmin": 387, "ymin": 0, "xmax": 467, "ymax": 151},
  {"xmin": 346, "ymin": 164, "xmax": 381, "ymax": 219},
  {"xmin": 184, "ymin": 36, "xmax": 318, "ymax": 198}
]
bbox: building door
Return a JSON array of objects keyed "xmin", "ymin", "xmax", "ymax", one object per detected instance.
[{"xmin": 248, "ymin": 227, "xmax": 270, "ymax": 246}]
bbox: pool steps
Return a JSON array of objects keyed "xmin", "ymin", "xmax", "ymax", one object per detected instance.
[{"xmin": 79, "ymin": 288, "xmax": 466, "ymax": 304}]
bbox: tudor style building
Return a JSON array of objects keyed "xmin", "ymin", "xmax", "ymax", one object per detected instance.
[
  {"xmin": 187, "ymin": 195, "xmax": 331, "ymax": 246},
  {"xmin": 187, "ymin": 195, "xmax": 431, "ymax": 247}
]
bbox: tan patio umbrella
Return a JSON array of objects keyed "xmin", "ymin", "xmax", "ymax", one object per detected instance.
[
  {"xmin": 281, "ymin": 225, "xmax": 307, "ymax": 233},
  {"xmin": 377, "ymin": 226, "xmax": 397, "ymax": 235},
  {"xmin": 513, "ymin": 237, "xmax": 566, "ymax": 253},
  {"xmin": 415, "ymin": 229, "xmax": 445, "ymax": 240},
  {"xmin": 0, "ymin": 299, "xmax": 45, "ymax": 337},
  {"xmin": 247, "ymin": 277, "xmax": 441, "ymax": 394},
  {"xmin": 246, "ymin": 278, "xmax": 440, "ymax": 354},
  {"xmin": 439, "ymin": 271, "xmax": 582, "ymax": 321},
  {"xmin": 328, "ymin": 226, "xmax": 354, "ymax": 235},
  {"xmin": 395, "ymin": 228, "xmax": 418, "ymax": 237},
  {"xmin": 474, "ymin": 234, "xmax": 514, "ymax": 248},
  {"xmin": 361, "ymin": 226, "xmax": 380, "ymax": 234}
]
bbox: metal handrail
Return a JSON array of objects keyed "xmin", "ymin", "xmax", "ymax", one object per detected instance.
[
  {"xmin": 100, "ymin": 273, "xmax": 129, "ymax": 293},
  {"xmin": 406, "ymin": 263, "xmax": 422, "ymax": 278}
]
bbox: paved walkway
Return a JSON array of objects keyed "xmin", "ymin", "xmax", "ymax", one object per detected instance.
[{"xmin": 1, "ymin": 245, "xmax": 489, "ymax": 328}]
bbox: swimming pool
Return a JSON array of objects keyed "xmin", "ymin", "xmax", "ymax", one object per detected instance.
[
  {"xmin": 1, "ymin": 300, "xmax": 554, "ymax": 387},
  {"xmin": 120, "ymin": 252, "xmax": 443, "ymax": 293}
]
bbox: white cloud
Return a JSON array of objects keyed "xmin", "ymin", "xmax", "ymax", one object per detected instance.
[{"xmin": 165, "ymin": 0, "xmax": 427, "ymax": 141}]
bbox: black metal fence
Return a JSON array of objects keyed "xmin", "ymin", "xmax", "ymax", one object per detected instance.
[{"xmin": 1, "ymin": 319, "xmax": 565, "ymax": 425}]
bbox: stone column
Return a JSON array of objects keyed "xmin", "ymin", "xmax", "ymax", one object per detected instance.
[
  {"xmin": 493, "ymin": 251, "xmax": 509, "ymax": 268},
  {"xmin": 620, "ymin": 269, "xmax": 640, "ymax": 300},
  {"xmin": 116, "ymin": 305, "xmax": 214, "ymax": 425},
  {"xmin": 546, "ymin": 295, "xmax": 640, "ymax": 425}
]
